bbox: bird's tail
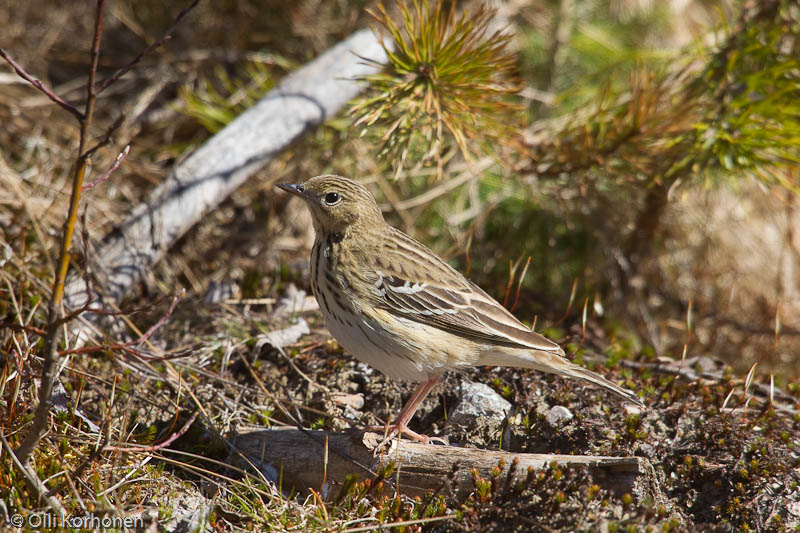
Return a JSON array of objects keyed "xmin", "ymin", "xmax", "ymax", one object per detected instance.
[
  {"xmin": 556, "ymin": 359, "xmax": 644, "ymax": 407},
  {"xmin": 480, "ymin": 348, "xmax": 644, "ymax": 407}
]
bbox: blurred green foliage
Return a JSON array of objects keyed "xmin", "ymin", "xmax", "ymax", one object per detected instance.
[{"xmin": 178, "ymin": 59, "xmax": 283, "ymax": 133}]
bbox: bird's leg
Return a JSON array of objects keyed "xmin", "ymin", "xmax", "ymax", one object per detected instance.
[
  {"xmin": 388, "ymin": 377, "xmax": 438, "ymax": 440},
  {"xmin": 370, "ymin": 377, "xmax": 445, "ymax": 452}
]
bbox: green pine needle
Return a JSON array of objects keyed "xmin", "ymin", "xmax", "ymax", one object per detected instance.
[{"xmin": 351, "ymin": 0, "xmax": 522, "ymax": 178}]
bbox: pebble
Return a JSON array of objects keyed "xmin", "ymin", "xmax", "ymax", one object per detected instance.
[
  {"xmin": 331, "ymin": 392, "xmax": 365, "ymax": 410},
  {"xmin": 545, "ymin": 405, "xmax": 574, "ymax": 426},
  {"xmin": 624, "ymin": 404, "xmax": 644, "ymax": 417},
  {"xmin": 450, "ymin": 382, "xmax": 511, "ymax": 425}
]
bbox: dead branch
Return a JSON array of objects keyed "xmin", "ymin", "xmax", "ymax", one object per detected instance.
[
  {"xmin": 232, "ymin": 428, "xmax": 658, "ymax": 502},
  {"xmin": 0, "ymin": 48, "xmax": 84, "ymax": 120},
  {"xmin": 94, "ymin": 0, "xmax": 200, "ymax": 95}
]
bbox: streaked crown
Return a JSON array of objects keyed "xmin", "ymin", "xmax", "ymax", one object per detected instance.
[{"xmin": 277, "ymin": 175, "xmax": 385, "ymax": 235}]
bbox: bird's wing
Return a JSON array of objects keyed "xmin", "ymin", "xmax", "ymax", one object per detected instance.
[{"xmin": 364, "ymin": 229, "xmax": 561, "ymax": 353}]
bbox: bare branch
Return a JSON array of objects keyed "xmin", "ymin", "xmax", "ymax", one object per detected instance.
[
  {"xmin": 134, "ymin": 289, "xmax": 184, "ymax": 346},
  {"xmin": 83, "ymin": 113, "xmax": 125, "ymax": 158},
  {"xmin": 0, "ymin": 48, "xmax": 84, "ymax": 121},
  {"xmin": 95, "ymin": 0, "xmax": 200, "ymax": 94},
  {"xmin": 103, "ymin": 412, "xmax": 199, "ymax": 452},
  {"xmin": 82, "ymin": 145, "xmax": 130, "ymax": 191}
]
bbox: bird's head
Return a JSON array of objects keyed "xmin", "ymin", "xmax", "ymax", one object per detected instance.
[{"xmin": 277, "ymin": 175, "xmax": 384, "ymax": 237}]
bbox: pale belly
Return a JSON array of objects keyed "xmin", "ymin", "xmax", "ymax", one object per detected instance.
[
  {"xmin": 310, "ymin": 237, "xmax": 479, "ymax": 381},
  {"xmin": 318, "ymin": 291, "xmax": 433, "ymax": 382}
]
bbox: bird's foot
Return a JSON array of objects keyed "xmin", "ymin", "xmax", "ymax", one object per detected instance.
[{"xmin": 368, "ymin": 425, "xmax": 447, "ymax": 456}]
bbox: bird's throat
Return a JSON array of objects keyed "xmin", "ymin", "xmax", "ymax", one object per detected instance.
[{"xmin": 327, "ymin": 231, "xmax": 344, "ymax": 245}]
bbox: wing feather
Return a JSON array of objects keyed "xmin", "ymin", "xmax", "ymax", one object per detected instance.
[{"xmin": 365, "ymin": 229, "xmax": 561, "ymax": 353}]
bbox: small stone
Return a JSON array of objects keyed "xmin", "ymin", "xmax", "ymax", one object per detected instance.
[
  {"xmin": 450, "ymin": 382, "xmax": 511, "ymax": 426},
  {"xmin": 624, "ymin": 404, "xmax": 643, "ymax": 417},
  {"xmin": 545, "ymin": 405, "xmax": 574, "ymax": 426},
  {"xmin": 787, "ymin": 502, "xmax": 800, "ymax": 529},
  {"xmin": 331, "ymin": 392, "xmax": 365, "ymax": 410},
  {"xmin": 637, "ymin": 443, "xmax": 656, "ymax": 458},
  {"xmin": 203, "ymin": 279, "xmax": 239, "ymax": 303},
  {"xmin": 353, "ymin": 363, "xmax": 375, "ymax": 380},
  {"xmin": 788, "ymin": 501, "xmax": 800, "ymax": 517}
]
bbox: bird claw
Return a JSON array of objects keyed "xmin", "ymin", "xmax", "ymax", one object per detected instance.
[{"xmin": 368, "ymin": 425, "xmax": 448, "ymax": 456}]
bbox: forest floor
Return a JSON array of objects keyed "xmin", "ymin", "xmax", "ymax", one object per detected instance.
[
  {"xmin": 2, "ymin": 1, "xmax": 799, "ymax": 531},
  {"xmin": 5, "ymin": 275, "xmax": 796, "ymax": 531}
]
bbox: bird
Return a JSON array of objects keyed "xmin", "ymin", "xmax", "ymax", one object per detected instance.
[{"xmin": 277, "ymin": 175, "xmax": 643, "ymax": 445}]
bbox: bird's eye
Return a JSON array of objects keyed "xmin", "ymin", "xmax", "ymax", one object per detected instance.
[
  {"xmin": 323, "ymin": 192, "xmax": 341, "ymax": 205},
  {"xmin": 296, "ymin": 185, "xmax": 304, "ymax": 193}
]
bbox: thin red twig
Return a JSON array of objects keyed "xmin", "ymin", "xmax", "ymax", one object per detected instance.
[
  {"xmin": 56, "ymin": 290, "xmax": 184, "ymax": 358},
  {"xmin": 82, "ymin": 145, "xmax": 130, "ymax": 191},
  {"xmin": 0, "ymin": 48, "xmax": 84, "ymax": 121},
  {"xmin": 135, "ymin": 289, "xmax": 184, "ymax": 345},
  {"xmin": 0, "ymin": 322, "xmax": 46, "ymax": 335},
  {"xmin": 103, "ymin": 412, "xmax": 198, "ymax": 452},
  {"xmin": 83, "ymin": 114, "xmax": 125, "ymax": 158},
  {"xmin": 54, "ymin": 292, "xmax": 174, "ymax": 329},
  {"xmin": 95, "ymin": 0, "xmax": 200, "ymax": 94}
]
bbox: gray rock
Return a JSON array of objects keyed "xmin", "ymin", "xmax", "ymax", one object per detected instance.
[
  {"xmin": 545, "ymin": 405, "xmax": 574, "ymax": 426},
  {"xmin": 450, "ymin": 382, "xmax": 511, "ymax": 426},
  {"xmin": 162, "ymin": 492, "xmax": 213, "ymax": 533}
]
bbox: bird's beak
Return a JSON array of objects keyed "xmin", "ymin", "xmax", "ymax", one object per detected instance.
[{"xmin": 276, "ymin": 183, "xmax": 306, "ymax": 198}]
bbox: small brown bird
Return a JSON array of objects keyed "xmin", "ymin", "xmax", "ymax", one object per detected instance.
[{"xmin": 278, "ymin": 175, "xmax": 643, "ymax": 444}]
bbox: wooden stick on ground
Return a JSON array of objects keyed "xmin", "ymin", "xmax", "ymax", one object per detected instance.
[{"xmin": 232, "ymin": 428, "xmax": 659, "ymax": 502}]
